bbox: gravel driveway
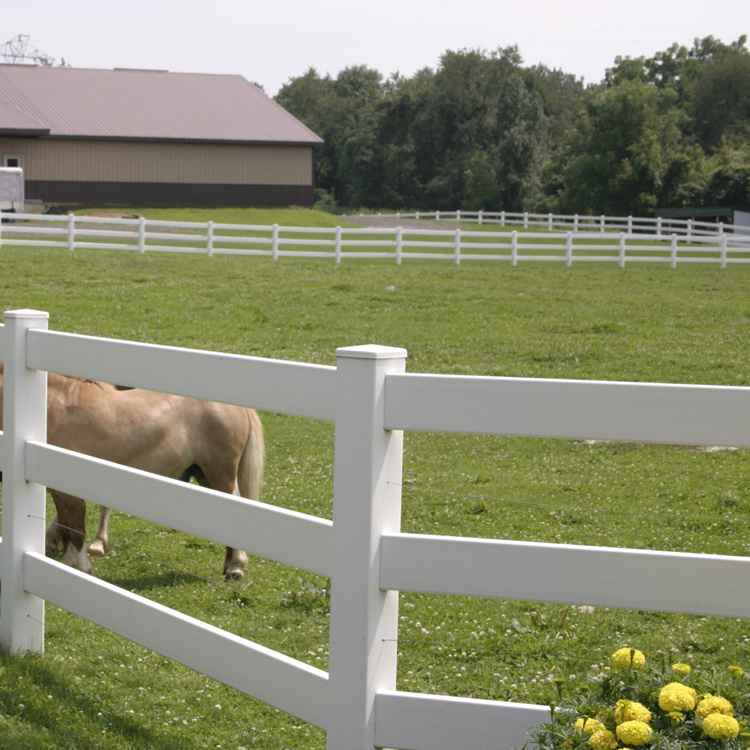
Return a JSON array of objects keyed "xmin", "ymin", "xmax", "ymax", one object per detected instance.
[{"xmin": 341, "ymin": 214, "xmax": 457, "ymax": 230}]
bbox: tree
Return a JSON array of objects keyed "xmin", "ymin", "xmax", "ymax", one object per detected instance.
[
  {"xmin": 276, "ymin": 68, "xmax": 339, "ymax": 193},
  {"xmin": 686, "ymin": 40, "xmax": 750, "ymax": 151},
  {"xmin": 275, "ymin": 36, "xmax": 748, "ymax": 214},
  {"xmin": 704, "ymin": 140, "xmax": 750, "ymax": 207},
  {"xmin": 549, "ymin": 80, "xmax": 693, "ymax": 215}
]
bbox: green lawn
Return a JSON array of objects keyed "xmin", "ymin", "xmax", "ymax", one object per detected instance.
[{"xmin": 1, "ymin": 217, "xmax": 750, "ymax": 748}]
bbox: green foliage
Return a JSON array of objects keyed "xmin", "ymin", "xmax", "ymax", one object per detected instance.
[
  {"xmin": 276, "ymin": 36, "xmax": 750, "ymax": 216},
  {"xmin": 278, "ymin": 47, "xmax": 581, "ymax": 212},
  {"xmin": 550, "ymin": 80, "xmax": 690, "ymax": 215}
]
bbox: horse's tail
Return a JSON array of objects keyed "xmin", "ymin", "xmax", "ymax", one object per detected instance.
[{"xmin": 236, "ymin": 408, "xmax": 264, "ymax": 501}]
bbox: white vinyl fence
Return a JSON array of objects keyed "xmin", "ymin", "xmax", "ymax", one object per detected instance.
[
  {"xmin": 375, "ymin": 209, "xmax": 750, "ymax": 239},
  {"xmin": 1, "ymin": 211, "xmax": 750, "ymax": 267},
  {"xmin": 1, "ymin": 310, "xmax": 750, "ymax": 750}
]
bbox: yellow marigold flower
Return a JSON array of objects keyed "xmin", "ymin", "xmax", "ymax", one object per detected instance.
[
  {"xmin": 615, "ymin": 700, "xmax": 652, "ymax": 725},
  {"xmin": 729, "ymin": 665, "xmax": 745, "ymax": 678},
  {"xmin": 575, "ymin": 717, "xmax": 605, "ymax": 734},
  {"xmin": 616, "ymin": 720, "xmax": 652, "ymax": 746},
  {"xmin": 612, "ymin": 648, "xmax": 646, "ymax": 671},
  {"xmin": 659, "ymin": 682, "xmax": 697, "ymax": 712},
  {"xmin": 702, "ymin": 713, "xmax": 740, "ymax": 740},
  {"xmin": 590, "ymin": 729, "xmax": 619, "ymax": 750},
  {"xmin": 697, "ymin": 695, "xmax": 734, "ymax": 718},
  {"xmin": 671, "ymin": 662, "xmax": 691, "ymax": 675}
]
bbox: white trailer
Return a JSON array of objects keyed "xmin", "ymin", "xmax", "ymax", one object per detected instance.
[{"xmin": 0, "ymin": 167, "xmax": 25, "ymax": 212}]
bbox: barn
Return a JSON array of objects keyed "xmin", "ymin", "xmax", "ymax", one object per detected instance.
[{"xmin": 0, "ymin": 64, "xmax": 323, "ymax": 208}]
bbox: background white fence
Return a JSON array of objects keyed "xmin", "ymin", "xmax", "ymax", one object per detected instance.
[
  {"xmin": 374, "ymin": 209, "xmax": 750, "ymax": 239},
  {"xmin": 1, "ymin": 211, "xmax": 750, "ymax": 267},
  {"xmin": 1, "ymin": 310, "xmax": 750, "ymax": 749}
]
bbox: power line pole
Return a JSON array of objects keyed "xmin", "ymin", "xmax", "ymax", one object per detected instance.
[{"xmin": 0, "ymin": 35, "xmax": 56, "ymax": 66}]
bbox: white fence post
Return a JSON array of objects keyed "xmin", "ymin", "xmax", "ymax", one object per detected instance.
[
  {"xmin": 511, "ymin": 230, "xmax": 518, "ymax": 267},
  {"xmin": 206, "ymin": 220, "xmax": 214, "ymax": 257},
  {"xmin": 670, "ymin": 234, "xmax": 678, "ymax": 269},
  {"xmin": 327, "ymin": 345, "xmax": 407, "ymax": 750},
  {"xmin": 335, "ymin": 226, "xmax": 342, "ymax": 264},
  {"xmin": 138, "ymin": 216, "xmax": 147, "ymax": 254},
  {"xmin": 67, "ymin": 213, "xmax": 76, "ymax": 251},
  {"xmin": 395, "ymin": 227, "xmax": 403, "ymax": 265},
  {"xmin": 453, "ymin": 228, "xmax": 461, "ymax": 266},
  {"xmin": 565, "ymin": 231, "xmax": 573, "ymax": 267},
  {"xmin": 619, "ymin": 232, "xmax": 627, "ymax": 268},
  {"xmin": 0, "ymin": 309, "xmax": 49, "ymax": 655},
  {"xmin": 271, "ymin": 223, "xmax": 279, "ymax": 259},
  {"xmin": 720, "ymin": 234, "xmax": 728, "ymax": 269}
]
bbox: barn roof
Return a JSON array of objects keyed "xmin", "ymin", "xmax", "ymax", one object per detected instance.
[{"xmin": 0, "ymin": 65, "xmax": 323, "ymax": 146}]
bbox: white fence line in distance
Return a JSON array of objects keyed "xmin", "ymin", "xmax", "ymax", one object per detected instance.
[
  {"xmin": 375, "ymin": 209, "xmax": 750, "ymax": 240},
  {"xmin": 1, "ymin": 211, "xmax": 749, "ymax": 267},
  {"xmin": 1, "ymin": 311, "xmax": 749, "ymax": 749}
]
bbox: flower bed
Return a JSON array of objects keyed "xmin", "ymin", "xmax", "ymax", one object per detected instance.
[{"xmin": 523, "ymin": 648, "xmax": 748, "ymax": 749}]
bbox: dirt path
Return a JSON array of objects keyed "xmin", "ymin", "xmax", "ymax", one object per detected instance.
[{"xmin": 341, "ymin": 214, "xmax": 456, "ymax": 230}]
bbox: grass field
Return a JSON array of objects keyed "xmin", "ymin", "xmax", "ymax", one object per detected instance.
[{"xmin": 1, "ymin": 208, "xmax": 750, "ymax": 749}]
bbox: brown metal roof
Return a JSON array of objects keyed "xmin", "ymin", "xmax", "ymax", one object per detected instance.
[{"xmin": 0, "ymin": 65, "xmax": 323, "ymax": 146}]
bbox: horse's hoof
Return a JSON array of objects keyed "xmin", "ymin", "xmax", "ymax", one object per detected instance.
[
  {"xmin": 88, "ymin": 540, "xmax": 106, "ymax": 558},
  {"xmin": 224, "ymin": 569, "xmax": 245, "ymax": 582}
]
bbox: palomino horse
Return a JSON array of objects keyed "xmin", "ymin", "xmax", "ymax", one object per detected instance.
[{"xmin": 0, "ymin": 364, "xmax": 264, "ymax": 580}]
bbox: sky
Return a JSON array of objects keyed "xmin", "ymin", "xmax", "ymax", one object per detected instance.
[{"xmin": 2, "ymin": 1, "xmax": 749, "ymax": 96}]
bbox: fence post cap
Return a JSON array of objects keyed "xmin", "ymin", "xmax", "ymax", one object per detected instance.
[
  {"xmin": 4, "ymin": 309, "xmax": 49, "ymax": 320},
  {"xmin": 336, "ymin": 345, "xmax": 407, "ymax": 360}
]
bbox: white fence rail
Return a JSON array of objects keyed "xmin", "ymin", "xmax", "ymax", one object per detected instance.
[
  {"xmin": 1, "ymin": 211, "xmax": 750, "ymax": 266},
  {"xmin": 375, "ymin": 209, "xmax": 750, "ymax": 239},
  {"xmin": 1, "ymin": 310, "xmax": 750, "ymax": 749}
]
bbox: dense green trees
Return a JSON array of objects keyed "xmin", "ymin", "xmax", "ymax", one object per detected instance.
[{"xmin": 275, "ymin": 36, "xmax": 750, "ymax": 214}]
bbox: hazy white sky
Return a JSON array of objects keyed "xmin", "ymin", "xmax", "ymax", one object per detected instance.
[{"xmin": 3, "ymin": 1, "xmax": 748, "ymax": 95}]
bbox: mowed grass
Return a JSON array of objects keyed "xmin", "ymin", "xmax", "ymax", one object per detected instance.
[{"xmin": 1, "ymin": 213, "xmax": 750, "ymax": 748}]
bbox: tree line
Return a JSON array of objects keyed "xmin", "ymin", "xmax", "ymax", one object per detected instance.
[{"xmin": 275, "ymin": 36, "xmax": 750, "ymax": 216}]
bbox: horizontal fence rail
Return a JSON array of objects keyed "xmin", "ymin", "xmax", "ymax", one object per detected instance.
[
  {"xmin": 25, "ymin": 442, "xmax": 334, "ymax": 578},
  {"xmin": 384, "ymin": 373, "xmax": 750, "ymax": 446},
  {"xmin": 1, "ymin": 311, "xmax": 749, "ymax": 749},
  {"xmin": 1, "ymin": 211, "xmax": 750, "ymax": 266}
]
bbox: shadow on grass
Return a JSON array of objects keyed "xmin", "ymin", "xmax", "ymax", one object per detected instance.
[
  {"xmin": 103, "ymin": 569, "xmax": 201, "ymax": 594},
  {"xmin": 0, "ymin": 651, "xmax": 185, "ymax": 750}
]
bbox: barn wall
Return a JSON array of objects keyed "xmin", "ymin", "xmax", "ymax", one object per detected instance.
[
  {"xmin": 25, "ymin": 180, "xmax": 315, "ymax": 207},
  {"xmin": 1, "ymin": 138, "xmax": 317, "ymax": 206}
]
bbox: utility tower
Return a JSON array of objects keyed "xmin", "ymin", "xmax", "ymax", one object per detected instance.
[{"xmin": 0, "ymin": 35, "xmax": 56, "ymax": 65}]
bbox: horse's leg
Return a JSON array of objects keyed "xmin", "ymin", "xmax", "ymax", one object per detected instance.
[
  {"xmin": 222, "ymin": 483, "xmax": 249, "ymax": 580},
  {"xmin": 46, "ymin": 512, "xmax": 63, "ymax": 552},
  {"xmin": 88, "ymin": 506, "xmax": 112, "ymax": 557},
  {"xmin": 193, "ymin": 473, "xmax": 248, "ymax": 581},
  {"xmin": 221, "ymin": 411, "xmax": 263, "ymax": 581},
  {"xmin": 51, "ymin": 490, "xmax": 93, "ymax": 574}
]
